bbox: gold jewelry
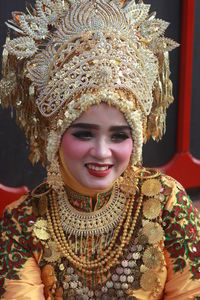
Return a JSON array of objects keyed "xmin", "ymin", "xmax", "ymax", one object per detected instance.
[
  {"xmin": 43, "ymin": 240, "xmax": 61, "ymax": 263},
  {"xmin": 134, "ymin": 167, "xmax": 160, "ymax": 179},
  {"xmin": 120, "ymin": 164, "xmax": 138, "ymax": 196},
  {"xmin": 35, "ymin": 169, "xmax": 166, "ymax": 296},
  {"xmin": 140, "ymin": 270, "xmax": 158, "ymax": 291},
  {"xmin": 143, "ymin": 197, "xmax": 162, "ymax": 220},
  {"xmin": 33, "ymin": 219, "xmax": 50, "ymax": 241},
  {"xmin": 31, "ymin": 182, "xmax": 51, "ymax": 217},
  {"xmin": 142, "ymin": 222, "xmax": 164, "ymax": 245},
  {"xmin": 57, "ymin": 181, "xmax": 126, "ymax": 237},
  {"xmin": 46, "ymin": 178, "xmax": 143, "ymax": 279},
  {"xmin": 0, "ymin": 0, "xmax": 178, "ymax": 165},
  {"xmin": 31, "ymin": 181, "xmax": 51, "ymax": 198},
  {"xmin": 142, "ymin": 246, "xmax": 162, "ymax": 269},
  {"xmin": 141, "ymin": 178, "xmax": 162, "ymax": 197},
  {"xmin": 47, "ymin": 156, "xmax": 64, "ymax": 194}
]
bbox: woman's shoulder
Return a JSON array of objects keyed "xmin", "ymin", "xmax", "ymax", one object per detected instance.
[
  {"xmin": 2, "ymin": 194, "xmax": 31, "ymax": 215},
  {"xmin": 133, "ymin": 166, "xmax": 188, "ymax": 205},
  {"xmin": 1, "ymin": 193, "xmax": 35, "ymax": 230},
  {"xmin": 133, "ymin": 167, "xmax": 199, "ymax": 220},
  {"xmin": 1, "ymin": 181, "xmax": 51, "ymax": 221}
]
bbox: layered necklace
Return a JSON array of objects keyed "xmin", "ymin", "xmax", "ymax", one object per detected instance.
[{"xmin": 46, "ymin": 179, "xmax": 144, "ymax": 281}]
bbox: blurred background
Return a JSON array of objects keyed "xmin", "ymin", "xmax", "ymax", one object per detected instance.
[{"xmin": 0, "ymin": 0, "xmax": 199, "ymax": 208}]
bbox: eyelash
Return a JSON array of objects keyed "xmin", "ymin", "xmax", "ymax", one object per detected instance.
[
  {"xmin": 111, "ymin": 132, "xmax": 130, "ymax": 142},
  {"xmin": 72, "ymin": 131, "xmax": 130, "ymax": 142},
  {"xmin": 72, "ymin": 131, "xmax": 92, "ymax": 140}
]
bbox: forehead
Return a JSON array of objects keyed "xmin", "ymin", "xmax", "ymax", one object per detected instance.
[{"xmin": 73, "ymin": 103, "xmax": 128, "ymax": 126}]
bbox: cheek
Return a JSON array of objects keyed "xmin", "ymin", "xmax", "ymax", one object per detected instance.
[
  {"xmin": 113, "ymin": 139, "xmax": 133, "ymax": 163},
  {"xmin": 61, "ymin": 133, "xmax": 90, "ymax": 160}
]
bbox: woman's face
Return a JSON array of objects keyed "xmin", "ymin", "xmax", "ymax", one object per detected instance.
[{"xmin": 61, "ymin": 103, "xmax": 133, "ymax": 190}]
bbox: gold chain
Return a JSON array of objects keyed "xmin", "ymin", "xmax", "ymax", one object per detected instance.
[{"xmin": 46, "ymin": 179, "xmax": 143, "ymax": 276}]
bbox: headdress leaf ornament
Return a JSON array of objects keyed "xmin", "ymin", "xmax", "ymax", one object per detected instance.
[{"xmin": 0, "ymin": 0, "xmax": 179, "ymax": 165}]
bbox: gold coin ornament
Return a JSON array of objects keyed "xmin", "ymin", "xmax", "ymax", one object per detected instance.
[
  {"xmin": 43, "ymin": 241, "xmax": 61, "ymax": 263},
  {"xmin": 140, "ymin": 264, "xmax": 149, "ymax": 273},
  {"xmin": 141, "ymin": 179, "xmax": 162, "ymax": 197},
  {"xmin": 138, "ymin": 234, "xmax": 148, "ymax": 246},
  {"xmin": 142, "ymin": 247, "xmax": 162, "ymax": 269},
  {"xmin": 143, "ymin": 222, "xmax": 164, "ymax": 244},
  {"xmin": 143, "ymin": 198, "xmax": 162, "ymax": 220},
  {"xmin": 140, "ymin": 270, "xmax": 158, "ymax": 291},
  {"xmin": 33, "ymin": 219, "xmax": 50, "ymax": 241}
]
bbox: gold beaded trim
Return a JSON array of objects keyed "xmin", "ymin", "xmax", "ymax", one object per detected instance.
[
  {"xmin": 57, "ymin": 181, "xmax": 127, "ymax": 237},
  {"xmin": 46, "ymin": 179, "xmax": 143, "ymax": 278}
]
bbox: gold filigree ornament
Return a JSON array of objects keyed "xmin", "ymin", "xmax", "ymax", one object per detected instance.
[
  {"xmin": 57, "ymin": 181, "xmax": 127, "ymax": 237},
  {"xmin": 138, "ymin": 234, "xmax": 148, "ymax": 246},
  {"xmin": 140, "ymin": 270, "xmax": 158, "ymax": 291},
  {"xmin": 142, "ymin": 246, "xmax": 162, "ymax": 269},
  {"xmin": 31, "ymin": 182, "xmax": 51, "ymax": 216},
  {"xmin": 43, "ymin": 240, "xmax": 61, "ymax": 263},
  {"xmin": 141, "ymin": 179, "xmax": 162, "ymax": 197},
  {"xmin": 143, "ymin": 197, "xmax": 161, "ymax": 220},
  {"xmin": 47, "ymin": 156, "xmax": 65, "ymax": 195},
  {"xmin": 33, "ymin": 219, "xmax": 50, "ymax": 240},
  {"xmin": 120, "ymin": 164, "xmax": 138, "ymax": 196},
  {"xmin": 0, "ymin": 0, "xmax": 179, "ymax": 165},
  {"xmin": 4, "ymin": 37, "xmax": 38, "ymax": 58},
  {"xmin": 142, "ymin": 222, "xmax": 164, "ymax": 244}
]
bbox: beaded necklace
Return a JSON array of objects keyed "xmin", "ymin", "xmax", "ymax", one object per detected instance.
[
  {"xmin": 46, "ymin": 178, "xmax": 143, "ymax": 281},
  {"xmin": 32, "ymin": 169, "xmax": 168, "ymax": 299}
]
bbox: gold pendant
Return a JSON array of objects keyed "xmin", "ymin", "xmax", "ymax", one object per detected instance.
[
  {"xmin": 33, "ymin": 219, "xmax": 50, "ymax": 240},
  {"xmin": 143, "ymin": 198, "xmax": 161, "ymax": 220},
  {"xmin": 141, "ymin": 179, "xmax": 162, "ymax": 197}
]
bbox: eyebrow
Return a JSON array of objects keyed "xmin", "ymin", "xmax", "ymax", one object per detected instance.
[{"xmin": 70, "ymin": 123, "xmax": 131, "ymax": 131}]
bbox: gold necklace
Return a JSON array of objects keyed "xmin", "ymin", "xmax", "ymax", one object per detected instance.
[
  {"xmin": 46, "ymin": 178, "xmax": 143, "ymax": 277},
  {"xmin": 57, "ymin": 181, "xmax": 127, "ymax": 237}
]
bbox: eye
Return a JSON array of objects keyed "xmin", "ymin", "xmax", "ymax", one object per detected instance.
[
  {"xmin": 111, "ymin": 132, "xmax": 130, "ymax": 142},
  {"xmin": 72, "ymin": 131, "xmax": 93, "ymax": 140}
]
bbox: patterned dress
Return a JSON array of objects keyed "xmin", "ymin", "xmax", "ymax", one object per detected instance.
[{"xmin": 0, "ymin": 170, "xmax": 200, "ymax": 300}]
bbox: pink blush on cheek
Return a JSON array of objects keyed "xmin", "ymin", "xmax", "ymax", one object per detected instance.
[
  {"xmin": 61, "ymin": 132, "xmax": 90, "ymax": 159},
  {"xmin": 112, "ymin": 139, "xmax": 133, "ymax": 161}
]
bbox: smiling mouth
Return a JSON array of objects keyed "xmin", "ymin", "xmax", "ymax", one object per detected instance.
[{"xmin": 85, "ymin": 163, "xmax": 113, "ymax": 171}]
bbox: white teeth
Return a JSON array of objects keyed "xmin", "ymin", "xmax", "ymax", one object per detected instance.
[{"xmin": 87, "ymin": 164, "xmax": 110, "ymax": 171}]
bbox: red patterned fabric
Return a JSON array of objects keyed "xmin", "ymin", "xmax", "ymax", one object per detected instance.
[{"xmin": 0, "ymin": 184, "xmax": 29, "ymax": 217}]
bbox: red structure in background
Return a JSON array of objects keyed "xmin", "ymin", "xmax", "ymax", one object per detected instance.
[
  {"xmin": 162, "ymin": 0, "xmax": 200, "ymax": 189},
  {"xmin": 0, "ymin": 184, "xmax": 29, "ymax": 217}
]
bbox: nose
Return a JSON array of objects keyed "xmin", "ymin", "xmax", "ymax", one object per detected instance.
[{"xmin": 90, "ymin": 138, "xmax": 112, "ymax": 159}]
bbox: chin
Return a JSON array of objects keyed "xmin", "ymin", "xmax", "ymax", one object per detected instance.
[{"xmin": 83, "ymin": 179, "xmax": 114, "ymax": 191}]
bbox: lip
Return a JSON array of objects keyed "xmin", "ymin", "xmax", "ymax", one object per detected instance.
[{"xmin": 85, "ymin": 163, "xmax": 113, "ymax": 177}]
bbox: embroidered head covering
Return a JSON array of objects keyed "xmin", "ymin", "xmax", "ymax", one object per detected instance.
[{"xmin": 0, "ymin": 0, "xmax": 178, "ymax": 166}]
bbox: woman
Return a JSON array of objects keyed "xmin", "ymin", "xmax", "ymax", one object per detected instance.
[{"xmin": 0, "ymin": 0, "xmax": 199, "ymax": 299}]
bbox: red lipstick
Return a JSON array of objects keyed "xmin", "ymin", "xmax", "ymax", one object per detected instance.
[{"xmin": 85, "ymin": 163, "xmax": 112, "ymax": 178}]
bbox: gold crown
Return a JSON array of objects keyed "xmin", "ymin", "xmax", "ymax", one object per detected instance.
[{"xmin": 0, "ymin": 0, "xmax": 178, "ymax": 164}]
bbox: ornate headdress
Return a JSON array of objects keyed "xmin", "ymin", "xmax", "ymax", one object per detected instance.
[{"xmin": 0, "ymin": 0, "xmax": 178, "ymax": 166}]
